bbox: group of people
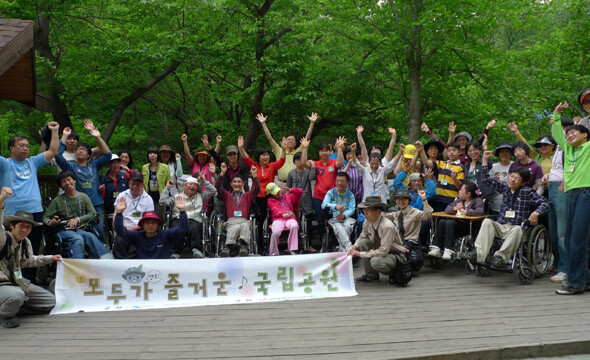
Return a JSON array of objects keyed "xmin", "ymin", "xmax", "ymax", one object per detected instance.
[{"xmin": 1, "ymin": 90, "xmax": 590, "ymax": 328}]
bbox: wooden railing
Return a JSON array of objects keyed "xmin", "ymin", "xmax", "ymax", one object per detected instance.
[{"xmin": 38, "ymin": 174, "xmax": 59, "ymax": 208}]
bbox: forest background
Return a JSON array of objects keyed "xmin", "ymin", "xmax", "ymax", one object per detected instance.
[{"xmin": 1, "ymin": 0, "xmax": 589, "ymax": 174}]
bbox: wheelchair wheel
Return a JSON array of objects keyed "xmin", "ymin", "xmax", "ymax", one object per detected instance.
[
  {"xmin": 300, "ymin": 214, "xmax": 309, "ymax": 252},
  {"xmin": 249, "ymin": 216, "xmax": 259, "ymax": 256},
  {"xmin": 477, "ymin": 264, "xmax": 491, "ymax": 277},
  {"xmin": 519, "ymin": 266, "xmax": 534, "ymax": 285},
  {"xmin": 465, "ymin": 261, "xmax": 476, "ymax": 275},
  {"xmin": 525, "ymin": 225, "xmax": 552, "ymax": 277},
  {"xmin": 210, "ymin": 212, "xmax": 224, "ymax": 257}
]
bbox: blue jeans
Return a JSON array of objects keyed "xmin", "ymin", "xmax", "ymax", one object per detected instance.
[
  {"xmin": 58, "ymin": 229, "xmax": 109, "ymax": 259},
  {"xmin": 93, "ymin": 205, "xmax": 105, "ymax": 241},
  {"xmin": 548, "ymin": 182, "xmax": 567, "ymax": 272},
  {"xmin": 312, "ymin": 197, "xmax": 326, "ymax": 238},
  {"xmin": 565, "ymin": 188, "xmax": 590, "ymax": 287}
]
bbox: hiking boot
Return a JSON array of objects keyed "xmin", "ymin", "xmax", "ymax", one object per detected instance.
[
  {"xmin": 355, "ymin": 274, "xmax": 379, "ymax": 283},
  {"xmin": 555, "ymin": 285, "xmax": 584, "ymax": 295},
  {"xmin": 192, "ymin": 248, "xmax": 205, "ymax": 259},
  {"xmin": 219, "ymin": 247, "xmax": 230, "ymax": 257},
  {"xmin": 427, "ymin": 246, "xmax": 441, "ymax": 258},
  {"xmin": 1, "ymin": 316, "xmax": 20, "ymax": 328},
  {"xmin": 442, "ymin": 249, "xmax": 454, "ymax": 261}
]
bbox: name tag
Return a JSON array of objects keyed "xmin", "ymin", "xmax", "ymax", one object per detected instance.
[
  {"xmin": 190, "ymin": 212, "xmax": 200, "ymax": 220},
  {"xmin": 83, "ymin": 182, "xmax": 92, "ymax": 189},
  {"xmin": 113, "ymin": 192, "xmax": 119, "ymax": 198},
  {"xmin": 132, "ymin": 211, "xmax": 142, "ymax": 218},
  {"xmin": 13, "ymin": 269, "xmax": 22, "ymax": 280},
  {"xmin": 234, "ymin": 211, "xmax": 243, "ymax": 217},
  {"xmin": 569, "ymin": 164, "xmax": 575, "ymax": 173},
  {"xmin": 440, "ymin": 179, "xmax": 448, "ymax": 186},
  {"xmin": 505, "ymin": 211, "xmax": 515, "ymax": 219}
]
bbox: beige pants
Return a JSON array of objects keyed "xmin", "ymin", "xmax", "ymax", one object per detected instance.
[
  {"xmin": 474, "ymin": 218, "xmax": 523, "ymax": 263},
  {"xmin": 0, "ymin": 280, "xmax": 56, "ymax": 318},
  {"xmin": 225, "ymin": 217, "xmax": 251, "ymax": 245},
  {"xmin": 355, "ymin": 237, "xmax": 401, "ymax": 277}
]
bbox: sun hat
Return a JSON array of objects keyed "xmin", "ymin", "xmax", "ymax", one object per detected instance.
[
  {"xmin": 138, "ymin": 211, "xmax": 163, "ymax": 227},
  {"xmin": 3, "ymin": 210, "xmax": 43, "ymax": 227},
  {"xmin": 393, "ymin": 188, "xmax": 413, "ymax": 201},
  {"xmin": 358, "ymin": 196, "xmax": 389, "ymax": 209}
]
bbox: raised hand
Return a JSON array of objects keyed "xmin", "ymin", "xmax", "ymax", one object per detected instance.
[
  {"xmin": 83, "ymin": 119, "xmax": 96, "ymax": 132},
  {"xmin": 175, "ymin": 153, "xmax": 181, "ymax": 159},
  {"xmin": 116, "ymin": 197, "xmax": 127, "ymax": 213},
  {"xmin": 448, "ymin": 121, "xmax": 456, "ymax": 133},
  {"xmin": 335, "ymin": 136, "xmax": 347, "ymax": 149},
  {"xmin": 350, "ymin": 142, "xmax": 357, "ymax": 152},
  {"xmin": 256, "ymin": 113, "xmax": 267, "ymax": 124},
  {"xmin": 62, "ymin": 127, "xmax": 72, "ymax": 137},
  {"xmin": 174, "ymin": 195, "xmax": 186, "ymax": 212},
  {"xmin": 483, "ymin": 150, "xmax": 493, "ymax": 160},
  {"xmin": 220, "ymin": 162, "xmax": 227, "ymax": 174},
  {"xmin": 281, "ymin": 137, "xmax": 288, "ymax": 150},
  {"xmin": 418, "ymin": 189, "xmax": 427, "ymax": 200},
  {"xmin": 250, "ymin": 165, "xmax": 257, "ymax": 177},
  {"xmin": 573, "ymin": 116, "xmax": 582, "ymax": 125},
  {"xmin": 237, "ymin": 136, "xmax": 244, "ymax": 149},
  {"xmin": 482, "ymin": 134, "xmax": 488, "ymax": 149},
  {"xmin": 414, "ymin": 140, "xmax": 424, "ymax": 153},
  {"xmin": 216, "ymin": 135, "xmax": 222, "ymax": 144},
  {"xmin": 166, "ymin": 180, "xmax": 175, "ymax": 189},
  {"xmin": 181, "ymin": 134, "xmax": 188, "ymax": 142},
  {"xmin": 198, "ymin": 172, "xmax": 206, "ymax": 183},
  {"xmin": 0, "ymin": 187, "xmax": 13, "ymax": 201},
  {"xmin": 307, "ymin": 112, "xmax": 318, "ymax": 122},
  {"xmin": 201, "ymin": 134, "xmax": 210, "ymax": 147},
  {"xmin": 423, "ymin": 167, "xmax": 434, "ymax": 180},
  {"xmin": 554, "ymin": 101, "xmax": 569, "ymax": 114},
  {"xmin": 208, "ymin": 163, "xmax": 216, "ymax": 174},
  {"xmin": 508, "ymin": 122, "xmax": 519, "ymax": 134},
  {"xmin": 388, "ymin": 127, "xmax": 396, "ymax": 136},
  {"xmin": 421, "ymin": 122, "xmax": 430, "ymax": 133},
  {"xmin": 88, "ymin": 126, "xmax": 101, "ymax": 138},
  {"xmin": 300, "ymin": 137, "xmax": 310, "ymax": 148},
  {"xmin": 486, "ymin": 119, "xmax": 497, "ymax": 130},
  {"xmin": 48, "ymin": 121, "xmax": 59, "ymax": 131},
  {"xmin": 356, "ymin": 125, "xmax": 364, "ymax": 134}
]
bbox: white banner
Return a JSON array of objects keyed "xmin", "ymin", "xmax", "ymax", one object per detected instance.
[{"xmin": 51, "ymin": 253, "xmax": 357, "ymax": 314}]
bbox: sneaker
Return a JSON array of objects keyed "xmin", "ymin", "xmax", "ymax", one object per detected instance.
[
  {"xmin": 0, "ymin": 316, "xmax": 20, "ymax": 328},
  {"xmin": 355, "ymin": 274, "xmax": 379, "ymax": 283},
  {"xmin": 219, "ymin": 247, "xmax": 230, "ymax": 257},
  {"xmin": 238, "ymin": 246, "xmax": 249, "ymax": 257},
  {"xmin": 442, "ymin": 249, "xmax": 454, "ymax": 261},
  {"xmin": 169, "ymin": 253, "xmax": 181, "ymax": 259},
  {"xmin": 288, "ymin": 250, "xmax": 299, "ymax": 255},
  {"xmin": 492, "ymin": 255, "xmax": 506, "ymax": 268},
  {"xmin": 427, "ymin": 246, "xmax": 441, "ymax": 258},
  {"xmin": 192, "ymin": 248, "xmax": 205, "ymax": 259},
  {"xmin": 555, "ymin": 285, "xmax": 584, "ymax": 295},
  {"xmin": 550, "ymin": 272, "xmax": 567, "ymax": 283}
]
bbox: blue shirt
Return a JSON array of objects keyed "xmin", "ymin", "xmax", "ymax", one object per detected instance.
[
  {"xmin": 0, "ymin": 153, "xmax": 47, "ymax": 215},
  {"xmin": 321, "ymin": 187, "xmax": 356, "ymax": 218},
  {"xmin": 55, "ymin": 141, "xmax": 111, "ymax": 206},
  {"xmin": 392, "ymin": 170, "xmax": 436, "ymax": 210}
]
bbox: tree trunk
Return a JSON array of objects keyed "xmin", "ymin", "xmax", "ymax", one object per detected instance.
[
  {"xmin": 405, "ymin": 0, "xmax": 423, "ymax": 143},
  {"xmin": 103, "ymin": 60, "xmax": 180, "ymax": 143}
]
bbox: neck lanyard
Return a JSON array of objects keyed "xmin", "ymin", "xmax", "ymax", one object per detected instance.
[
  {"xmin": 231, "ymin": 192, "xmax": 244, "ymax": 208},
  {"xmin": 65, "ymin": 193, "xmax": 82, "ymax": 217},
  {"xmin": 370, "ymin": 170, "xmax": 380, "ymax": 192}
]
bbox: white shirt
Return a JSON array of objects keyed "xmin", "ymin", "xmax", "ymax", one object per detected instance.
[
  {"xmin": 353, "ymin": 157, "xmax": 398, "ymax": 203},
  {"xmin": 115, "ymin": 189, "xmax": 154, "ymax": 227}
]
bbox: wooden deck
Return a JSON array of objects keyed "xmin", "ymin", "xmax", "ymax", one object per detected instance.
[{"xmin": 2, "ymin": 262, "xmax": 590, "ymax": 360}]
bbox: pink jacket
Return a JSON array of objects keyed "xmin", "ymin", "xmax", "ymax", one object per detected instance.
[{"xmin": 267, "ymin": 188, "xmax": 303, "ymax": 222}]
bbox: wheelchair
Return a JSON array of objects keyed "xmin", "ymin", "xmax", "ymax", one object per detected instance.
[
  {"xmin": 161, "ymin": 206, "xmax": 214, "ymax": 257},
  {"xmin": 209, "ymin": 208, "xmax": 258, "ymax": 257},
  {"xmin": 465, "ymin": 221, "xmax": 552, "ymax": 284},
  {"xmin": 261, "ymin": 206, "xmax": 310, "ymax": 255},
  {"xmin": 320, "ymin": 208, "xmax": 359, "ymax": 253},
  {"xmin": 427, "ymin": 215, "xmax": 484, "ymax": 269}
]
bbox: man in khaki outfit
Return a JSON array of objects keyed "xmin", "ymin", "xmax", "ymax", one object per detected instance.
[
  {"xmin": 0, "ymin": 187, "xmax": 62, "ymax": 328},
  {"xmin": 348, "ymin": 196, "xmax": 407, "ymax": 283}
]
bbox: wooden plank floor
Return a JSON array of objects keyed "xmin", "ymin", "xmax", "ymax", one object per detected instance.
[{"xmin": 2, "ymin": 261, "xmax": 590, "ymax": 360}]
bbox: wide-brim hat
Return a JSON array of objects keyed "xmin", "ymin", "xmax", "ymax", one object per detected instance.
[
  {"xmin": 192, "ymin": 149, "xmax": 210, "ymax": 160},
  {"xmin": 393, "ymin": 189, "xmax": 413, "ymax": 200},
  {"xmin": 494, "ymin": 142, "xmax": 513, "ymax": 157},
  {"xmin": 533, "ymin": 136, "xmax": 556, "ymax": 148},
  {"xmin": 453, "ymin": 131, "xmax": 473, "ymax": 143},
  {"xmin": 138, "ymin": 211, "xmax": 163, "ymax": 227},
  {"xmin": 424, "ymin": 141, "xmax": 444, "ymax": 154},
  {"xmin": 358, "ymin": 196, "xmax": 389, "ymax": 209},
  {"xmin": 3, "ymin": 210, "xmax": 43, "ymax": 227},
  {"xmin": 578, "ymin": 89, "xmax": 590, "ymax": 105},
  {"xmin": 159, "ymin": 145, "xmax": 173, "ymax": 153}
]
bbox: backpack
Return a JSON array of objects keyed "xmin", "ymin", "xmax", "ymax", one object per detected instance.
[
  {"xmin": 405, "ymin": 240, "xmax": 424, "ymax": 272},
  {"xmin": 390, "ymin": 251, "xmax": 412, "ymax": 287}
]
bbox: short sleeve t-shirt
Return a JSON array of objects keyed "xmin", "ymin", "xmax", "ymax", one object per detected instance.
[
  {"xmin": 0, "ymin": 153, "xmax": 48, "ymax": 215},
  {"xmin": 273, "ymin": 146, "xmax": 302, "ymax": 182},
  {"xmin": 313, "ymin": 159, "xmax": 340, "ymax": 200}
]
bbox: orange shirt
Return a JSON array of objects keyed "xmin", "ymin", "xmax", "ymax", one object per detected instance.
[{"xmin": 243, "ymin": 156, "xmax": 286, "ymax": 197}]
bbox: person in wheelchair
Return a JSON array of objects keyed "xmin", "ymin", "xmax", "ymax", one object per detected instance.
[
  {"xmin": 43, "ymin": 171, "xmax": 111, "ymax": 259},
  {"xmin": 466, "ymin": 150, "xmax": 550, "ymax": 268},
  {"xmin": 348, "ymin": 196, "xmax": 407, "ymax": 283},
  {"xmin": 321, "ymin": 172, "xmax": 356, "ymax": 252},
  {"xmin": 215, "ymin": 164, "xmax": 260, "ymax": 257},
  {"xmin": 384, "ymin": 189, "xmax": 432, "ymax": 264},
  {"xmin": 159, "ymin": 173, "xmax": 216, "ymax": 258},
  {"xmin": 114, "ymin": 196, "xmax": 187, "ymax": 259},
  {"xmin": 266, "ymin": 183, "xmax": 302, "ymax": 256},
  {"xmin": 428, "ymin": 181, "xmax": 484, "ymax": 260}
]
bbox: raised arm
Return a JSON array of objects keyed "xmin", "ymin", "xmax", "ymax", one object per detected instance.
[
  {"xmin": 356, "ymin": 126, "xmax": 369, "ymax": 164},
  {"xmin": 508, "ymin": 122, "xmax": 538, "ymax": 159},
  {"xmin": 300, "ymin": 137, "xmax": 312, "ymax": 169},
  {"xmin": 82, "ymin": 120, "xmax": 104, "ymax": 157},
  {"xmin": 85, "ymin": 119, "xmax": 110, "ymax": 155},
  {"xmin": 237, "ymin": 135, "xmax": 250, "ymax": 160},
  {"xmin": 335, "ymin": 136, "xmax": 346, "ymax": 169},
  {"xmin": 415, "ymin": 141, "xmax": 433, "ymax": 169},
  {"xmin": 304, "ymin": 113, "xmax": 318, "ymax": 140},
  {"xmin": 181, "ymin": 134, "xmax": 195, "ymax": 167},
  {"xmin": 215, "ymin": 135, "xmax": 222, "ymax": 155},
  {"xmin": 257, "ymin": 113, "xmax": 279, "ymax": 151},
  {"xmin": 384, "ymin": 127, "xmax": 397, "ymax": 162},
  {"xmin": 44, "ymin": 122, "xmax": 60, "ymax": 162}
]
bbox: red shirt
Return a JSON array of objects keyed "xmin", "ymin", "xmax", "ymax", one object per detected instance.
[
  {"xmin": 313, "ymin": 159, "xmax": 340, "ymax": 200},
  {"xmin": 243, "ymin": 156, "xmax": 286, "ymax": 197}
]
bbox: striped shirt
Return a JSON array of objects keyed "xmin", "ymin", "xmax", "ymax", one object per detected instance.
[{"xmin": 433, "ymin": 160, "xmax": 464, "ymax": 204}]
